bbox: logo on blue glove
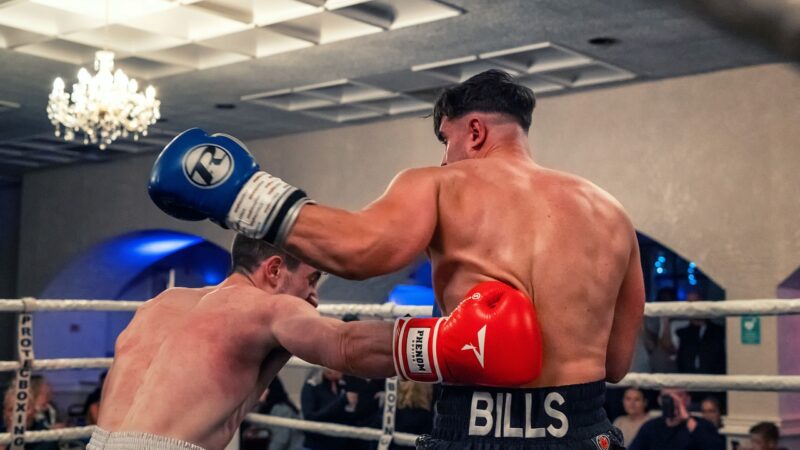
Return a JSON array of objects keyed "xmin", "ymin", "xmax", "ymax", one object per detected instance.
[{"xmin": 182, "ymin": 145, "xmax": 234, "ymax": 188}]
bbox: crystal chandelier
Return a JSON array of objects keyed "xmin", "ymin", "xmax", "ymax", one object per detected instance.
[{"xmin": 47, "ymin": 50, "xmax": 160, "ymax": 150}]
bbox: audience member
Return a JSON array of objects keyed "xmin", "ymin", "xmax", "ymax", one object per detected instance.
[
  {"xmin": 745, "ymin": 422, "xmax": 782, "ymax": 450},
  {"xmin": 701, "ymin": 396, "xmax": 723, "ymax": 429},
  {"xmin": 643, "ymin": 288, "xmax": 679, "ymax": 373},
  {"xmin": 253, "ymin": 377, "xmax": 304, "ymax": 450},
  {"xmin": 613, "ymin": 387, "xmax": 650, "ymax": 446},
  {"xmin": 390, "ymin": 382, "xmax": 433, "ymax": 450},
  {"xmin": 83, "ymin": 370, "xmax": 107, "ymax": 425},
  {"xmin": 30, "ymin": 376, "xmax": 60, "ymax": 429},
  {"xmin": 301, "ymin": 368, "xmax": 358, "ymax": 450},
  {"xmin": 1, "ymin": 384, "xmax": 59, "ymax": 450},
  {"xmin": 629, "ymin": 388, "xmax": 724, "ymax": 450},
  {"xmin": 675, "ymin": 291, "xmax": 727, "ymax": 410}
]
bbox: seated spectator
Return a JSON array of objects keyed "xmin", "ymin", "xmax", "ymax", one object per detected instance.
[
  {"xmin": 613, "ymin": 387, "xmax": 649, "ymax": 446},
  {"xmin": 301, "ymin": 368, "xmax": 358, "ymax": 450},
  {"xmin": 629, "ymin": 388, "xmax": 724, "ymax": 450},
  {"xmin": 30, "ymin": 375, "xmax": 60, "ymax": 429},
  {"xmin": 745, "ymin": 422, "xmax": 782, "ymax": 450},
  {"xmin": 252, "ymin": 377, "xmax": 304, "ymax": 450},
  {"xmin": 701, "ymin": 396, "xmax": 723, "ymax": 429},
  {"xmin": 83, "ymin": 370, "xmax": 107, "ymax": 425},
  {"xmin": 2, "ymin": 384, "xmax": 59, "ymax": 450},
  {"xmin": 391, "ymin": 381, "xmax": 433, "ymax": 450}
]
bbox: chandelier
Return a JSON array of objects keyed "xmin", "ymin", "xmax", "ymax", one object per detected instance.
[{"xmin": 47, "ymin": 50, "xmax": 160, "ymax": 150}]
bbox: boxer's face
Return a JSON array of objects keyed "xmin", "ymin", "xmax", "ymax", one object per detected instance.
[{"xmin": 277, "ymin": 263, "xmax": 321, "ymax": 307}]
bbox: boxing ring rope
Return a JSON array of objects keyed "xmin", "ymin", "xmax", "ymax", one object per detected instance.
[
  {"xmin": 2, "ymin": 296, "xmax": 800, "ymax": 447},
  {"xmin": 2, "ymin": 297, "xmax": 800, "ymax": 317}
]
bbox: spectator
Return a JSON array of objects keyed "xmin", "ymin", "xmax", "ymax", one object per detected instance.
[
  {"xmin": 83, "ymin": 370, "xmax": 107, "ymax": 425},
  {"xmin": 746, "ymin": 422, "xmax": 782, "ymax": 450},
  {"xmin": 390, "ymin": 381, "xmax": 433, "ymax": 450},
  {"xmin": 629, "ymin": 388, "xmax": 724, "ymax": 450},
  {"xmin": 675, "ymin": 291, "xmax": 726, "ymax": 410},
  {"xmin": 301, "ymin": 368, "xmax": 358, "ymax": 450},
  {"xmin": 643, "ymin": 288, "xmax": 679, "ymax": 373},
  {"xmin": 30, "ymin": 376, "xmax": 59, "ymax": 429},
  {"xmin": 701, "ymin": 396, "xmax": 723, "ymax": 429},
  {"xmin": 2, "ymin": 384, "xmax": 59, "ymax": 450},
  {"xmin": 613, "ymin": 387, "xmax": 649, "ymax": 446},
  {"xmin": 254, "ymin": 378, "xmax": 304, "ymax": 450}
]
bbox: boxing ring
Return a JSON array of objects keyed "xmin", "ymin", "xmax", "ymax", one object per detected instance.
[{"xmin": 1, "ymin": 297, "xmax": 800, "ymax": 448}]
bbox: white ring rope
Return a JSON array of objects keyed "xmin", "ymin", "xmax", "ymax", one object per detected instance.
[
  {"xmin": 0, "ymin": 426, "xmax": 96, "ymax": 445},
  {"xmin": 244, "ymin": 413, "xmax": 419, "ymax": 447},
  {"xmin": 1, "ymin": 298, "xmax": 798, "ymax": 317}
]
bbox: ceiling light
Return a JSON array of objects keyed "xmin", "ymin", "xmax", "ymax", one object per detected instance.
[{"xmin": 47, "ymin": 50, "xmax": 161, "ymax": 149}]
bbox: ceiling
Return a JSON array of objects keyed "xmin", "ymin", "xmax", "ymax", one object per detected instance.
[{"xmin": 0, "ymin": 0, "xmax": 789, "ymax": 182}]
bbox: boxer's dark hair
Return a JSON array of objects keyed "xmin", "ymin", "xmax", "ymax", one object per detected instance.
[
  {"xmin": 749, "ymin": 422, "xmax": 779, "ymax": 443},
  {"xmin": 432, "ymin": 69, "xmax": 535, "ymax": 140},
  {"xmin": 231, "ymin": 234, "xmax": 300, "ymax": 274}
]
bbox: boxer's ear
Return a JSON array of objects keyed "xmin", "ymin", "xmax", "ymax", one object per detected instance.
[
  {"xmin": 467, "ymin": 117, "xmax": 487, "ymax": 151},
  {"xmin": 262, "ymin": 255, "xmax": 284, "ymax": 287}
]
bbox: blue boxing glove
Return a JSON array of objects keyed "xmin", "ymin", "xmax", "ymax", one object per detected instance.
[{"xmin": 148, "ymin": 128, "xmax": 314, "ymax": 244}]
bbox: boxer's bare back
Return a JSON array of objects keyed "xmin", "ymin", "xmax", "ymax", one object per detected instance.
[
  {"xmin": 287, "ymin": 113, "xmax": 645, "ymax": 388},
  {"xmin": 98, "ymin": 270, "xmax": 393, "ymax": 450}
]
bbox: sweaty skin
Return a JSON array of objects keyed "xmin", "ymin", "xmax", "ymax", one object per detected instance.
[
  {"xmin": 97, "ymin": 276, "xmax": 393, "ymax": 450},
  {"xmin": 286, "ymin": 113, "xmax": 645, "ymax": 387}
]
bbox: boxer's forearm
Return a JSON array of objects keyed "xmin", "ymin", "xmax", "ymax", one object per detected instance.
[{"xmin": 336, "ymin": 320, "xmax": 395, "ymax": 379}]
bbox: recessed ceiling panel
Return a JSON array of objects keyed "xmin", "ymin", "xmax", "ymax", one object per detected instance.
[
  {"xmin": 200, "ymin": 28, "xmax": 312, "ymax": 58},
  {"xmin": 267, "ymin": 10, "xmax": 382, "ymax": 45},
  {"xmin": 115, "ymin": 56, "xmax": 193, "ymax": 80},
  {"xmin": 15, "ymin": 39, "xmax": 103, "ymax": 65},
  {"xmin": 62, "ymin": 25, "xmax": 187, "ymax": 54},
  {"xmin": 297, "ymin": 80, "xmax": 397, "ymax": 103},
  {"xmin": 356, "ymin": 95, "xmax": 432, "ymax": 115},
  {"xmin": 417, "ymin": 58, "xmax": 520, "ymax": 83},
  {"xmin": 30, "ymin": 0, "xmax": 177, "ymax": 22},
  {"xmin": 541, "ymin": 62, "xmax": 635, "ymax": 87},
  {"xmin": 337, "ymin": 0, "xmax": 462, "ymax": 30},
  {"xmin": 141, "ymin": 43, "xmax": 250, "ymax": 70},
  {"xmin": 0, "ymin": 2, "xmax": 103, "ymax": 35},
  {"xmin": 302, "ymin": 103, "xmax": 384, "ymax": 122},
  {"xmin": 0, "ymin": 24, "xmax": 50, "ymax": 49},
  {"xmin": 481, "ymin": 43, "xmax": 594, "ymax": 74},
  {"xmin": 517, "ymin": 76, "xmax": 564, "ymax": 94},
  {"xmin": 242, "ymin": 90, "xmax": 337, "ymax": 111},
  {"xmin": 123, "ymin": 4, "xmax": 250, "ymax": 41}
]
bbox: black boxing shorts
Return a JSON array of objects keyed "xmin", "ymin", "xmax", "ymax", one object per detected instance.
[{"xmin": 416, "ymin": 381, "xmax": 625, "ymax": 450}]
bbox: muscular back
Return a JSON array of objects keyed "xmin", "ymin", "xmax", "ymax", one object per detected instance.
[
  {"xmin": 430, "ymin": 157, "xmax": 636, "ymax": 387},
  {"xmin": 98, "ymin": 286, "xmax": 290, "ymax": 450}
]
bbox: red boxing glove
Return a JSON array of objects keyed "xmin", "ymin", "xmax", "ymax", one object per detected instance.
[{"xmin": 392, "ymin": 281, "xmax": 542, "ymax": 386}]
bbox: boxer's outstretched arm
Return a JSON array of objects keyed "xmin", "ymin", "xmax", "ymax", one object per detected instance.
[
  {"xmin": 272, "ymin": 295, "xmax": 395, "ymax": 378},
  {"xmin": 285, "ymin": 168, "xmax": 439, "ymax": 279},
  {"xmin": 605, "ymin": 231, "xmax": 645, "ymax": 383}
]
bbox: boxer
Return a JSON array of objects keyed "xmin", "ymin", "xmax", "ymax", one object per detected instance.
[{"xmin": 149, "ymin": 69, "xmax": 644, "ymax": 449}]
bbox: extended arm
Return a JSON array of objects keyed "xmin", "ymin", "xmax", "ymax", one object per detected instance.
[
  {"xmin": 272, "ymin": 295, "xmax": 395, "ymax": 378},
  {"xmin": 284, "ymin": 168, "xmax": 439, "ymax": 279},
  {"xmin": 605, "ymin": 230, "xmax": 646, "ymax": 383}
]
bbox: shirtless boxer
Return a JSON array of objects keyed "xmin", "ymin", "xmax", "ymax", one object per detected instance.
[
  {"xmin": 91, "ymin": 243, "xmax": 537, "ymax": 450},
  {"xmin": 149, "ymin": 69, "xmax": 645, "ymax": 449}
]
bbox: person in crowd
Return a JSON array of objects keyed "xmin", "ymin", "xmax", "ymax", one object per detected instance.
[
  {"xmin": 1, "ymin": 384, "xmax": 59, "ymax": 450},
  {"xmin": 613, "ymin": 387, "xmax": 650, "ymax": 446},
  {"xmin": 82, "ymin": 370, "xmax": 106, "ymax": 425},
  {"xmin": 701, "ymin": 396, "xmax": 723, "ymax": 429},
  {"xmin": 745, "ymin": 422, "xmax": 782, "ymax": 450},
  {"xmin": 390, "ymin": 381, "xmax": 434, "ymax": 450},
  {"xmin": 301, "ymin": 368, "xmax": 359, "ymax": 450},
  {"xmin": 675, "ymin": 290, "xmax": 727, "ymax": 410},
  {"xmin": 252, "ymin": 377, "xmax": 304, "ymax": 450},
  {"xmin": 629, "ymin": 388, "xmax": 725, "ymax": 450},
  {"xmin": 30, "ymin": 375, "xmax": 60, "ymax": 430},
  {"xmin": 642, "ymin": 288, "xmax": 679, "ymax": 374}
]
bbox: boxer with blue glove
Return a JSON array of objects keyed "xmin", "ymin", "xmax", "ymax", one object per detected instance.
[{"xmin": 149, "ymin": 69, "xmax": 644, "ymax": 450}]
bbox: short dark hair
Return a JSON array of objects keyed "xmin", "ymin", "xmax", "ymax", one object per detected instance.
[
  {"xmin": 231, "ymin": 235, "xmax": 300, "ymax": 274},
  {"xmin": 432, "ymin": 69, "xmax": 535, "ymax": 139},
  {"xmin": 750, "ymin": 422, "xmax": 779, "ymax": 443}
]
